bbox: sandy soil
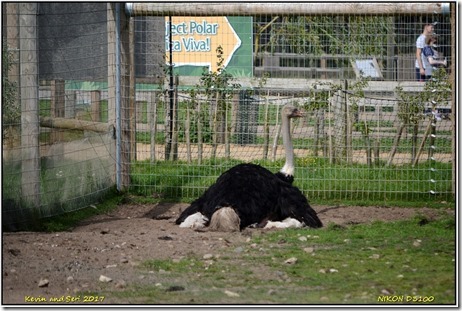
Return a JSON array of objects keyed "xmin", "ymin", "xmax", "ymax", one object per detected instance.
[{"xmin": 2, "ymin": 202, "xmax": 454, "ymax": 305}]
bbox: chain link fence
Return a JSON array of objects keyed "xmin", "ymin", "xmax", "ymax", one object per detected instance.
[{"xmin": 2, "ymin": 3, "xmax": 455, "ymax": 229}]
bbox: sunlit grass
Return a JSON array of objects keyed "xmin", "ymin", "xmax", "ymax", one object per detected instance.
[
  {"xmin": 107, "ymin": 216, "xmax": 456, "ymax": 304},
  {"xmin": 130, "ymin": 157, "xmax": 453, "ymax": 206}
]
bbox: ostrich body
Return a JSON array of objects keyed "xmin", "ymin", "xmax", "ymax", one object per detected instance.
[{"xmin": 175, "ymin": 105, "xmax": 323, "ymax": 230}]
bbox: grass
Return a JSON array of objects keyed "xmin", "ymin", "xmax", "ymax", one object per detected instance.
[
  {"xmin": 106, "ymin": 215, "xmax": 456, "ymax": 304},
  {"xmin": 129, "ymin": 157, "xmax": 453, "ymax": 207},
  {"xmin": 37, "ymin": 189, "xmax": 122, "ymax": 232},
  {"xmin": 2, "ymin": 156, "xmax": 117, "ymax": 231}
]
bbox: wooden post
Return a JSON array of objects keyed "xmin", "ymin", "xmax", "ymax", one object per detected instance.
[
  {"xmin": 90, "ymin": 90, "xmax": 101, "ymax": 122},
  {"xmin": 107, "ymin": 4, "xmax": 116, "ymax": 186},
  {"xmin": 185, "ymin": 97, "xmax": 191, "ymax": 163},
  {"xmin": 197, "ymin": 94, "xmax": 203, "ymax": 164},
  {"xmin": 320, "ymin": 56, "xmax": 327, "ymax": 79},
  {"xmin": 107, "ymin": 5, "xmax": 116, "ymax": 127},
  {"xmin": 51, "ymin": 79, "xmax": 65, "ymax": 117},
  {"xmin": 64, "ymin": 90, "xmax": 76, "ymax": 119},
  {"xmin": 386, "ymin": 16, "xmax": 395, "ymax": 80},
  {"xmin": 149, "ymin": 91, "xmax": 157, "ymax": 162},
  {"xmin": 120, "ymin": 4, "xmax": 132, "ymax": 189},
  {"xmin": 332, "ymin": 90, "xmax": 347, "ymax": 163},
  {"xmin": 129, "ymin": 18, "xmax": 136, "ymax": 162},
  {"xmin": 262, "ymin": 92, "xmax": 270, "ymax": 159},
  {"xmin": 50, "ymin": 79, "xmax": 65, "ymax": 143},
  {"xmin": 107, "ymin": 3, "xmax": 131, "ymax": 191},
  {"xmin": 19, "ymin": 2, "xmax": 40, "ymax": 208},
  {"xmin": 135, "ymin": 101, "xmax": 143, "ymax": 126},
  {"xmin": 344, "ymin": 80, "xmax": 353, "ymax": 164},
  {"xmin": 170, "ymin": 75, "xmax": 179, "ymax": 161},
  {"xmin": 450, "ymin": 3, "xmax": 455, "ymax": 196},
  {"xmin": 374, "ymin": 105, "xmax": 381, "ymax": 165},
  {"xmin": 39, "ymin": 117, "xmax": 111, "ymax": 133}
]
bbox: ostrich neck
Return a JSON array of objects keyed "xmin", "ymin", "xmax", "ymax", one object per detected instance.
[{"xmin": 280, "ymin": 114, "xmax": 294, "ymax": 176}]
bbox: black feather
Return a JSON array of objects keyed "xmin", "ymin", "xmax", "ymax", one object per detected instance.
[
  {"xmin": 274, "ymin": 171, "xmax": 294, "ymax": 184},
  {"xmin": 175, "ymin": 163, "xmax": 322, "ymax": 229}
]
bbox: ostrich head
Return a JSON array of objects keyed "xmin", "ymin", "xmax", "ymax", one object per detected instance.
[
  {"xmin": 280, "ymin": 104, "xmax": 304, "ymax": 178},
  {"xmin": 281, "ymin": 104, "xmax": 304, "ymax": 119}
]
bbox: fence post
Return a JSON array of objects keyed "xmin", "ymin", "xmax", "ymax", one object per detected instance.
[
  {"xmin": 51, "ymin": 79, "xmax": 65, "ymax": 117},
  {"xmin": 90, "ymin": 90, "xmax": 101, "ymax": 122},
  {"xmin": 19, "ymin": 2, "xmax": 40, "ymax": 208},
  {"xmin": 129, "ymin": 18, "xmax": 136, "ymax": 162},
  {"xmin": 450, "ymin": 3, "xmax": 455, "ymax": 196},
  {"xmin": 50, "ymin": 79, "xmax": 65, "ymax": 144},
  {"xmin": 65, "ymin": 90, "xmax": 76, "ymax": 119},
  {"xmin": 108, "ymin": 3, "xmax": 131, "ymax": 191},
  {"xmin": 149, "ymin": 91, "xmax": 157, "ymax": 162},
  {"xmin": 332, "ymin": 90, "xmax": 346, "ymax": 163}
]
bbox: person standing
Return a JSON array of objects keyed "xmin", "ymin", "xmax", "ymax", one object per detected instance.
[
  {"xmin": 422, "ymin": 35, "xmax": 447, "ymax": 79},
  {"xmin": 415, "ymin": 23, "xmax": 434, "ymax": 81}
]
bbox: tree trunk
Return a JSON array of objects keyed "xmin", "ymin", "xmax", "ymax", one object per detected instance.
[
  {"xmin": 411, "ymin": 123, "xmax": 419, "ymax": 164},
  {"xmin": 314, "ymin": 109, "xmax": 320, "ymax": 156},
  {"xmin": 412, "ymin": 119, "xmax": 432, "ymax": 167},
  {"xmin": 428, "ymin": 119, "xmax": 437, "ymax": 161},
  {"xmin": 364, "ymin": 133, "xmax": 372, "ymax": 167},
  {"xmin": 386, "ymin": 123, "xmax": 406, "ymax": 166}
]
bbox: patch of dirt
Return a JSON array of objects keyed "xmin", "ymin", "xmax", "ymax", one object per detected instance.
[{"xmin": 2, "ymin": 202, "xmax": 454, "ymax": 304}]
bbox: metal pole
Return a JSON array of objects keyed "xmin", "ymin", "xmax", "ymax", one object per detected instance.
[{"xmin": 125, "ymin": 2, "xmax": 450, "ymax": 16}]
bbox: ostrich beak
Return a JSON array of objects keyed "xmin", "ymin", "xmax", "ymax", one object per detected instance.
[{"xmin": 291, "ymin": 108, "xmax": 305, "ymax": 118}]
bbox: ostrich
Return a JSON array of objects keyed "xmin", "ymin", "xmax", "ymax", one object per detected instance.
[{"xmin": 175, "ymin": 104, "xmax": 323, "ymax": 231}]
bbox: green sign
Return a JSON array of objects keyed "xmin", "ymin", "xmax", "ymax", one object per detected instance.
[{"xmin": 166, "ymin": 16, "xmax": 253, "ymax": 77}]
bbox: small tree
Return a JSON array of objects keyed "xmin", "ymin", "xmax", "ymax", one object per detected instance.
[
  {"xmin": 348, "ymin": 76, "xmax": 372, "ymax": 165},
  {"xmin": 197, "ymin": 46, "xmax": 240, "ymax": 159},
  {"xmin": 306, "ymin": 82, "xmax": 340, "ymax": 158},
  {"xmin": 388, "ymin": 70, "xmax": 451, "ymax": 167},
  {"xmin": 306, "ymin": 76, "xmax": 369, "ymax": 163},
  {"xmin": 387, "ymin": 86, "xmax": 423, "ymax": 166},
  {"xmin": 412, "ymin": 68, "xmax": 452, "ymax": 166}
]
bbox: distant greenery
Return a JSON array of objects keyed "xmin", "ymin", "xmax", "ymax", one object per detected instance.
[
  {"xmin": 107, "ymin": 215, "xmax": 456, "ymax": 304},
  {"xmin": 39, "ymin": 99, "xmax": 109, "ymax": 122},
  {"xmin": 256, "ymin": 15, "xmax": 391, "ymax": 57}
]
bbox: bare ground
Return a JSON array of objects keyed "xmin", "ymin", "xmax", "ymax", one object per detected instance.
[{"xmin": 2, "ymin": 202, "xmax": 454, "ymax": 305}]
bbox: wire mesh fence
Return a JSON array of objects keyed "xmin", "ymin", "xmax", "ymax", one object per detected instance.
[
  {"xmin": 128, "ymin": 3, "xmax": 454, "ymax": 204},
  {"xmin": 2, "ymin": 3, "xmax": 115, "ymax": 230},
  {"xmin": 2, "ymin": 3, "xmax": 455, "ymax": 229},
  {"xmin": 128, "ymin": 85, "xmax": 453, "ymax": 203}
]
